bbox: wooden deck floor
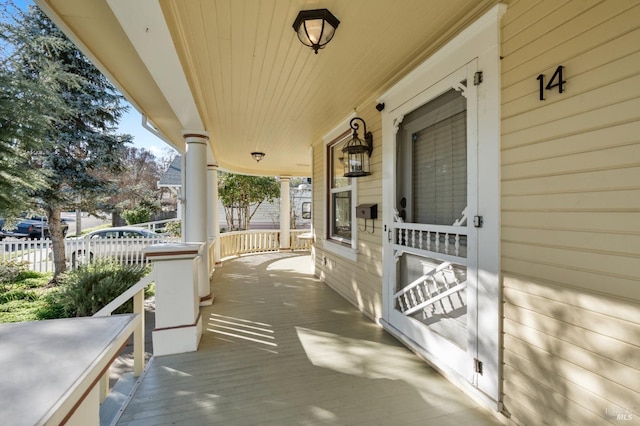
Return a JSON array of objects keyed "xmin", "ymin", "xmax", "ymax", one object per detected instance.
[{"xmin": 117, "ymin": 253, "xmax": 501, "ymax": 425}]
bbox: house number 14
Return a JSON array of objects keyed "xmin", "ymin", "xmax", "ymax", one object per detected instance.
[{"xmin": 536, "ymin": 66, "xmax": 566, "ymax": 100}]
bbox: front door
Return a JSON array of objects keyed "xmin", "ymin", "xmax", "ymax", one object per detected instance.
[{"xmin": 384, "ymin": 61, "xmax": 479, "ymax": 385}]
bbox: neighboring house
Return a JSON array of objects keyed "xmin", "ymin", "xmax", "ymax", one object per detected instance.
[
  {"xmin": 33, "ymin": 1, "xmax": 640, "ymax": 424},
  {"xmin": 158, "ymin": 155, "xmax": 311, "ymax": 230}
]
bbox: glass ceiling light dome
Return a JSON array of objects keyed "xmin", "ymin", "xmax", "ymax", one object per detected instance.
[
  {"xmin": 292, "ymin": 9, "xmax": 340, "ymax": 54},
  {"xmin": 251, "ymin": 152, "xmax": 266, "ymax": 162}
]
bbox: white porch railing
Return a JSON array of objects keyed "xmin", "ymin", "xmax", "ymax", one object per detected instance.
[
  {"xmin": 291, "ymin": 229, "xmax": 313, "ymax": 251},
  {"xmin": 1, "ymin": 230, "xmax": 310, "ymax": 423},
  {"xmin": 93, "ymin": 271, "xmax": 154, "ymax": 378},
  {"xmin": 219, "ymin": 229, "xmax": 312, "ymax": 258},
  {"xmin": 208, "ymin": 238, "xmax": 216, "ymax": 275},
  {"xmin": 0, "ymin": 229, "xmax": 310, "ymax": 271},
  {"xmin": 93, "ymin": 271, "xmax": 153, "ymax": 412}
]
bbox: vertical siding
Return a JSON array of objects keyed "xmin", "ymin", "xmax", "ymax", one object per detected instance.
[
  {"xmin": 501, "ymin": 0, "xmax": 640, "ymax": 424},
  {"xmin": 311, "ymin": 107, "xmax": 384, "ymax": 320}
]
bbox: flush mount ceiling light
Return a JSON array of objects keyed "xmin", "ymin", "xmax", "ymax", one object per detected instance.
[
  {"xmin": 251, "ymin": 152, "xmax": 266, "ymax": 162},
  {"xmin": 342, "ymin": 117, "xmax": 373, "ymax": 177},
  {"xmin": 292, "ymin": 9, "xmax": 340, "ymax": 54}
]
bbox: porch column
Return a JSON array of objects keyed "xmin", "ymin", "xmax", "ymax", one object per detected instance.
[
  {"xmin": 183, "ymin": 131, "xmax": 212, "ymax": 305},
  {"xmin": 279, "ymin": 176, "xmax": 291, "ymax": 251},
  {"xmin": 207, "ymin": 161, "xmax": 222, "ymax": 267},
  {"xmin": 143, "ymin": 243, "xmax": 204, "ymax": 356}
]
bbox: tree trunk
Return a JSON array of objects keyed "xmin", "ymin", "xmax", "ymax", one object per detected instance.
[
  {"xmin": 45, "ymin": 205, "xmax": 67, "ymax": 279},
  {"xmin": 224, "ymin": 206, "xmax": 234, "ymax": 231}
]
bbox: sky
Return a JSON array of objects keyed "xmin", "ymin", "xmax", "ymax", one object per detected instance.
[
  {"xmin": 5, "ymin": 0, "xmax": 174, "ymax": 159},
  {"xmin": 118, "ymin": 102, "xmax": 177, "ymax": 159}
]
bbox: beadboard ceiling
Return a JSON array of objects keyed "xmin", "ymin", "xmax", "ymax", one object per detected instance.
[{"xmin": 36, "ymin": 0, "xmax": 498, "ymax": 176}]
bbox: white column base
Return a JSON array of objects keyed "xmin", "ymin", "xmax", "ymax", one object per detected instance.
[
  {"xmin": 199, "ymin": 293, "xmax": 215, "ymax": 307},
  {"xmin": 152, "ymin": 314, "xmax": 203, "ymax": 357}
]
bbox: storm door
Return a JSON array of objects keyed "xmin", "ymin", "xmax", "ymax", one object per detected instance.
[{"xmin": 385, "ymin": 63, "xmax": 479, "ymax": 384}]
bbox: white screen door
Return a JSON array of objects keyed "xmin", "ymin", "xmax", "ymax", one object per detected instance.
[{"xmin": 384, "ymin": 61, "xmax": 479, "ymax": 384}]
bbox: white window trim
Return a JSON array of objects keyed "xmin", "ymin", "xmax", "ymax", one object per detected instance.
[{"xmin": 320, "ymin": 113, "xmax": 358, "ymax": 262}]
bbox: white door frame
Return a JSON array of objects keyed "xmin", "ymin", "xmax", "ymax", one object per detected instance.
[{"xmin": 379, "ymin": 4, "xmax": 505, "ymax": 411}]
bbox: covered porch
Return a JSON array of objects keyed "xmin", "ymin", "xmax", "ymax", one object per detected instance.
[{"xmin": 115, "ymin": 252, "xmax": 499, "ymax": 425}]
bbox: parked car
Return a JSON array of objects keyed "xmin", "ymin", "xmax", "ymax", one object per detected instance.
[
  {"xmin": 61, "ymin": 226, "xmax": 168, "ymax": 267},
  {"xmin": 0, "ymin": 216, "xmax": 69, "ymax": 240}
]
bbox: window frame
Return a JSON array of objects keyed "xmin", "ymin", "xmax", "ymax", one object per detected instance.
[
  {"xmin": 321, "ymin": 115, "xmax": 359, "ymax": 261},
  {"xmin": 301, "ymin": 202, "xmax": 311, "ymax": 220}
]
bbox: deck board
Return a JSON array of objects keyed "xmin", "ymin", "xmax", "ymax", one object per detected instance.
[{"xmin": 117, "ymin": 253, "xmax": 500, "ymax": 425}]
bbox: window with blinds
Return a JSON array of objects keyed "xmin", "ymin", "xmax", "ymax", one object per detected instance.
[
  {"xmin": 399, "ymin": 89, "xmax": 467, "ymax": 226},
  {"xmin": 328, "ymin": 136, "xmax": 353, "ymax": 243}
]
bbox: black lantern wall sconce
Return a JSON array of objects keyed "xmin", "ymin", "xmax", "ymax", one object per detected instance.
[
  {"xmin": 292, "ymin": 9, "xmax": 340, "ymax": 54},
  {"xmin": 342, "ymin": 117, "xmax": 373, "ymax": 177}
]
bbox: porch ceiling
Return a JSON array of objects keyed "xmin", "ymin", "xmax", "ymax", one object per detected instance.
[{"xmin": 36, "ymin": 0, "xmax": 499, "ymax": 176}]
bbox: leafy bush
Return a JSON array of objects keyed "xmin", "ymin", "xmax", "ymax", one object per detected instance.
[
  {"xmin": 0, "ymin": 260, "xmax": 29, "ymax": 291},
  {"xmin": 163, "ymin": 220, "xmax": 181, "ymax": 237},
  {"xmin": 51, "ymin": 259, "xmax": 150, "ymax": 317},
  {"xmin": 36, "ymin": 291, "xmax": 66, "ymax": 320},
  {"xmin": 121, "ymin": 206, "xmax": 152, "ymax": 225}
]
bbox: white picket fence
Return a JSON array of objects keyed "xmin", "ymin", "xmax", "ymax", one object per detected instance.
[{"xmin": 0, "ymin": 236, "xmax": 177, "ymax": 272}]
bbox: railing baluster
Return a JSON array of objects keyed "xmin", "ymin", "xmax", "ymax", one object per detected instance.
[{"xmin": 133, "ymin": 289, "xmax": 145, "ymax": 377}]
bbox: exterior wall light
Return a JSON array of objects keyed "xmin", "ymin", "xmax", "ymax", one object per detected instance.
[
  {"xmin": 292, "ymin": 9, "xmax": 340, "ymax": 54},
  {"xmin": 343, "ymin": 117, "xmax": 373, "ymax": 177},
  {"xmin": 251, "ymin": 152, "xmax": 266, "ymax": 162}
]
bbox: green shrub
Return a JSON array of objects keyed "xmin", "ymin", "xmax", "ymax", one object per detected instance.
[
  {"xmin": 121, "ymin": 206, "xmax": 152, "ymax": 225},
  {"xmin": 0, "ymin": 298, "xmax": 51, "ymax": 323},
  {"xmin": 16, "ymin": 269, "xmax": 42, "ymax": 280},
  {"xmin": 0, "ymin": 288, "xmax": 38, "ymax": 304},
  {"xmin": 0, "ymin": 266, "xmax": 53, "ymax": 323},
  {"xmin": 36, "ymin": 290, "xmax": 66, "ymax": 320},
  {"xmin": 51, "ymin": 259, "xmax": 150, "ymax": 317},
  {"xmin": 163, "ymin": 220, "xmax": 181, "ymax": 237},
  {"xmin": 0, "ymin": 260, "xmax": 29, "ymax": 291}
]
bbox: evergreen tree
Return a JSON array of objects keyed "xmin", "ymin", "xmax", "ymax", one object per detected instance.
[
  {"xmin": 1, "ymin": 5, "xmax": 132, "ymax": 279},
  {"xmin": 0, "ymin": 3, "xmax": 64, "ymax": 216}
]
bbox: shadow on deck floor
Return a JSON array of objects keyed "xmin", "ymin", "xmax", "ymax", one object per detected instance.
[{"xmin": 115, "ymin": 252, "xmax": 501, "ymax": 426}]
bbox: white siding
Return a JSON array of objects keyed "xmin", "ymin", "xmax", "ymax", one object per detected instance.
[{"xmin": 312, "ymin": 108, "xmax": 384, "ymax": 321}]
